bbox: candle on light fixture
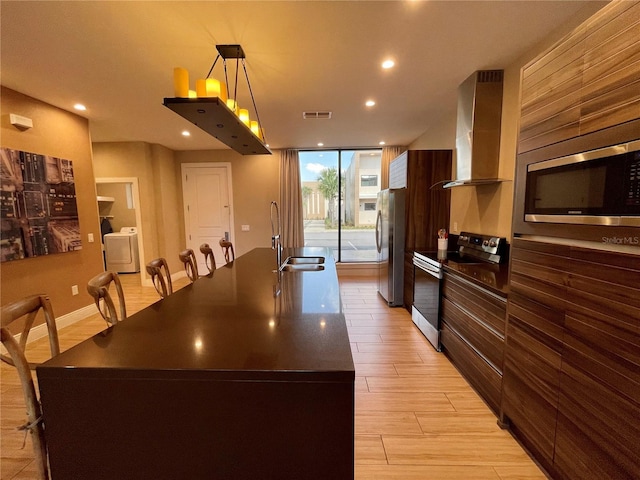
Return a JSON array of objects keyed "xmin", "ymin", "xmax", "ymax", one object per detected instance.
[
  {"xmin": 173, "ymin": 67, "xmax": 189, "ymax": 97},
  {"xmin": 219, "ymin": 81, "xmax": 228, "ymax": 103},
  {"xmin": 205, "ymin": 78, "xmax": 221, "ymax": 98},
  {"xmin": 196, "ymin": 79, "xmax": 207, "ymax": 97},
  {"xmin": 238, "ymin": 109, "xmax": 250, "ymax": 126},
  {"xmin": 226, "ymin": 99, "xmax": 238, "ymax": 114},
  {"xmin": 250, "ymin": 121, "xmax": 260, "ymax": 137}
]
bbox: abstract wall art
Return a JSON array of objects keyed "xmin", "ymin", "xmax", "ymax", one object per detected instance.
[{"xmin": 1, "ymin": 148, "xmax": 81, "ymax": 262}]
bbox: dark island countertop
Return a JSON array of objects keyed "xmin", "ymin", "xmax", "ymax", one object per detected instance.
[
  {"xmin": 36, "ymin": 248, "xmax": 356, "ymax": 479},
  {"xmin": 38, "ymin": 247, "xmax": 355, "ymax": 382}
]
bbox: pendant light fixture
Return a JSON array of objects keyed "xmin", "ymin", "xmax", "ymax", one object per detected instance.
[{"xmin": 164, "ymin": 44, "xmax": 271, "ymax": 155}]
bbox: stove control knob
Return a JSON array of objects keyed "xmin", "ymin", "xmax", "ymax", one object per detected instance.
[
  {"xmin": 489, "ymin": 240, "xmax": 497, "ymax": 248},
  {"xmin": 483, "ymin": 240, "xmax": 489, "ymax": 247},
  {"xmin": 460, "ymin": 235, "xmax": 468, "ymax": 241}
]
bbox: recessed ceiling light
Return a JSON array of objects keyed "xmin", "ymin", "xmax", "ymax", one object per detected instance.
[
  {"xmin": 317, "ymin": 142, "xmax": 324, "ymax": 147},
  {"xmin": 382, "ymin": 59, "xmax": 395, "ymax": 69},
  {"xmin": 182, "ymin": 130, "xmax": 191, "ymax": 137},
  {"xmin": 379, "ymin": 141, "xmax": 386, "ymax": 146},
  {"xmin": 74, "ymin": 103, "xmax": 86, "ymax": 111},
  {"xmin": 365, "ymin": 100, "xmax": 376, "ymax": 107}
]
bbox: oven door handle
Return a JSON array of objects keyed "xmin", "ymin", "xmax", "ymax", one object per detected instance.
[{"xmin": 413, "ymin": 257, "xmax": 442, "ymax": 279}]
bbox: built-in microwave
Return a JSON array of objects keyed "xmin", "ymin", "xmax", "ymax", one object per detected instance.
[{"xmin": 524, "ymin": 139, "xmax": 640, "ymax": 227}]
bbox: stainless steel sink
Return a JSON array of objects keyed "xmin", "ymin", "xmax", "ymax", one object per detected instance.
[
  {"xmin": 280, "ymin": 264, "xmax": 325, "ymax": 272},
  {"xmin": 285, "ymin": 256, "xmax": 325, "ymax": 265}
]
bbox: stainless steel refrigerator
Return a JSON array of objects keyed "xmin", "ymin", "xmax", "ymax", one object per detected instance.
[{"xmin": 375, "ymin": 188, "xmax": 406, "ymax": 306}]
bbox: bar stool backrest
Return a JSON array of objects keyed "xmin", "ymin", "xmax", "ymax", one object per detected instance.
[
  {"xmin": 146, "ymin": 257, "xmax": 173, "ymax": 298},
  {"xmin": 1, "ymin": 294, "xmax": 60, "ymax": 480},
  {"xmin": 199, "ymin": 243, "xmax": 216, "ymax": 274},
  {"xmin": 87, "ymin": 271, "xmax": 127, "ymax": 326},
  {"xmin": 179, "ymin": 249, "xmax": 199, "ymax": 282},
  {"xmin": 219, "ymin": 238, "xmax": 235, "ymax": 263}
]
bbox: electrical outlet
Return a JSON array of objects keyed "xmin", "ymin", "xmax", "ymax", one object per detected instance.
[
  {"xmin": 71, "ymin": 285, "xmax": 79, "ymax": 296},
  {"xmin": 88, "ymin": 233, "xmax": 94, "ymax": 243},
  {"xmin": 241, "ymin": 225, "xmax": 250, "ymax": 231},
  {"xmin": 453, "ymin": 222, "xmax": 458, "ymax": 233}
]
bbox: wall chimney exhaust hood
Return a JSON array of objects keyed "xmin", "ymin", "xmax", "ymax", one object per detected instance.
[{"xmin": 443, "ymin": 70, "xmax": 505, "ymax": 189}]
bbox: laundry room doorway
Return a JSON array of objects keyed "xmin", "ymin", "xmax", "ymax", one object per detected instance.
[{"xmin": 95, "ymin": 177, "xmax": 145, "ymax": 284}]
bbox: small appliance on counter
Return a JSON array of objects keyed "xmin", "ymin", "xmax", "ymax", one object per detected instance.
[{"xmin": 411, "ymin": 232, "xmax": 508, "ymax": 350}]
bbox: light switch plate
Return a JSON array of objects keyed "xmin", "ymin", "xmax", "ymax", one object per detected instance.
[
  {"xmin": 88, "ymin": 233, "xmax": 94, "ymax": 243},
  {"xmin": 241, "ymin": 225, "xmax": 250, "ymax": 231}
]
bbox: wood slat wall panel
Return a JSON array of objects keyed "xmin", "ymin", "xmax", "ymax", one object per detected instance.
[
  {"xmin": 521, "ymin": 60, "xmax": 583, "ymax": 113},
  {"xmin": 580, "ymin": 96, "xmax": 640, "ymax": 136},
  {"xmin": 583, "ymin": 46, "xmax": 640, "ymax": 86},
  {"xmin": 518, "ymin": 119, "xmax": 581, "ymax": 154},
  {"xmin": 440, "ymin": 323, "xmax": 503, "ymax": 414},
  {"xmin": 521, "ymin": 29, "xmax": 586, "ymax": 100},
  {"xmin": 520, "ymin": 82, "xmax": 582, "ymax": 138},
  {"xmin": 518, "ymin": 0, "xmax": 640, "ymax": 154}
]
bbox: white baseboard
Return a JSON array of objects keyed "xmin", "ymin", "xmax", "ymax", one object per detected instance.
[{"xmin": 1, "ymin": 303, "xmax": 96, "ymax": 355}]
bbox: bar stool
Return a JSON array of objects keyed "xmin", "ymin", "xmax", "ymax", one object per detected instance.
[
  {"xmin": 146, "ymin": 257, "xmax": 173, "ymax": 298},
  {"xmin": 199, "ymin": 243, "xmax": 216, "ymax": 274},
  {"xmin": 179, "ymin": 249, "xmax": 199, "ymax": 282},
  {"xmin": 87, "ymin": 271, "xmax": 127, "ymax": 326},
  {"xmin": 219, "ymin": 238, "xmax": 235, "ymax": 263},
  {"xmin": 1, "ymin": 294, "xmax": 60, "ymax": 480}
]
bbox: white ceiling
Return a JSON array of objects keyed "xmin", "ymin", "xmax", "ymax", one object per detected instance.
[{"xmin": 1, "ymin": 1, "xmax": 606, "ymax": 153}]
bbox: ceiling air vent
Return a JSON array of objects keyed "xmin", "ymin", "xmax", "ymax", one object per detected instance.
[{"xmin": 303, "ymin": 111, "xmax": 332, "ymax": 119}]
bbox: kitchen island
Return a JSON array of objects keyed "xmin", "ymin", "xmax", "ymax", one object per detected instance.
[{"xmin": 37, "ymin": 247, "xmax": 355, "ymax": 480}]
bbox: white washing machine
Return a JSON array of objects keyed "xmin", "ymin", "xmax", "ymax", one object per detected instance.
[{"xmin": 104, "ymin": 227, "xmax": 140, "ymax": 273}]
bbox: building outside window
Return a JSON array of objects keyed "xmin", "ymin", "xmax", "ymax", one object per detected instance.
[{"xmin": 300, "ymin": 149, "xmax": 382, "ymax": 262}]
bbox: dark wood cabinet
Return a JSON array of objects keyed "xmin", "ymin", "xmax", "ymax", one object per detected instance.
[
  {"xmin": 502, "ymin": 238, "xmax": 640, "ymax": 479},
  {"xmin": 388, "ymin": 149, "xmax": 452, "ymax": 311},
  {"xmin": 440, "ymin": 272, "xmax": 507, "ymax": 414},
  {"xmin": 518, "ymin": 1, "xmax": 640, "ymax": 154}
]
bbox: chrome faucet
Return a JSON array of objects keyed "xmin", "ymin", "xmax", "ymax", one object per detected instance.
[{"xmin": 270, "ymin": 201, "xmax": 282, "ymax": 269}]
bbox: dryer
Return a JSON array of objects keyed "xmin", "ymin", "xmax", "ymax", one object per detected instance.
[{"xmin": 104, "ymin": 227, "xmax": 140, "ymax": 273}]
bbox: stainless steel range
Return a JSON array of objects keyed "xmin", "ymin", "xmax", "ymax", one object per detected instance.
[{"xmin": 412, "ymin": 232, "xmax": 507, "ymax": 350}]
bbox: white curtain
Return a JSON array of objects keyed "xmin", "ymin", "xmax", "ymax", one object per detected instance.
[
  {"xmin": 279, "ymin": 149, "xmax": 304, "ymax": 247},
  {"xmin": 381, "ymin": 146, "xmax": 406, "ymax": 189}
]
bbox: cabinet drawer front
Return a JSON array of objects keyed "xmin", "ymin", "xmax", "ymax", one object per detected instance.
[
  {"xmin": 442, "ymin": 274, "xmax": 507, "ymax": 336},
  {"xmin": 441, "ymin": 298, "xmax": 504, "ymax": 373},
  {"xmin": 440, "ymin": 323, "xmax": 502, "ymax": 415}
]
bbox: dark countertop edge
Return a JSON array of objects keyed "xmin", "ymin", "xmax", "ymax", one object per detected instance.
[
  {"xmin": 36, "ymin": 365, "xmax": 355, "ymax": 382},
  {"xmin": 442, "ymin": 263, "xmax": 509, "ymax": 298}
]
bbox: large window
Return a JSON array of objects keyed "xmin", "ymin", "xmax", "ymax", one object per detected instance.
[{"xmin": 299, "ymin": 149, "xmax": 382, "ymax": 262}]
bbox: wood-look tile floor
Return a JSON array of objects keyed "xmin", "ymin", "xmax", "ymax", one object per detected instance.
[{"xmin": 1, "ymin": 273, "xmax": 545, "ymax": 479}]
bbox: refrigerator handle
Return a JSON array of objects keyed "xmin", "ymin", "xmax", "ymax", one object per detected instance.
[{"xmin": 375, "ymin": 210, "xmax": 382, "ymax": 253}]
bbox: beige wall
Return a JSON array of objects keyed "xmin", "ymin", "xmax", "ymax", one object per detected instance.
[
  {"xmin": 96, "ymin": 183, "xmax": 137, "ymax": 231},
  {"xmin": 0, "ymin": 87, "xmax": 104, "ymax": 318},
  {"xmin": 175, "ymin": 149, "xmax": 279, "ymax": 258},
  {"xmin": 409, "ymin": 2, "xmax": 606, "ymax": 240},
  {"xmin": 91, "ymin": 142, "xmax": 183, "ymax": 278}
]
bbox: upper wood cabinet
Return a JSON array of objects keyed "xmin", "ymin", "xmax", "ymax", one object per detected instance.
[{"xmin": 518, "ymin": 1, "xmax": 640, "ymax": 154}]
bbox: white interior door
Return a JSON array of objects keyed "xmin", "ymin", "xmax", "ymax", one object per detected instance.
[{"xmin": 182, "ymin": 164, "xmax": 233, "ymax": 271}]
